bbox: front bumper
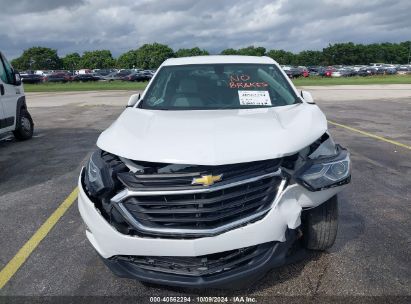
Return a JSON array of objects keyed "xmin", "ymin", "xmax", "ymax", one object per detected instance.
[
  {"xmin": 78, "ymin": 168, "xmax": 345, "ymax": 287},
  {"xmin": 101, "ymin": 229, "xmax": 298, "ymax": 289}
]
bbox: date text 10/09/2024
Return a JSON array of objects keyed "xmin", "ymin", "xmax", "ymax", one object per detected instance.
[{"xmin": 149, "ymin": 296, "xmax": 258, "ymax": 303}]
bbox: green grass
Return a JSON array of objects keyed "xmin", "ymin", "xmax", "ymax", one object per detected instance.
[
  {"xmin": 23, "ymin": 75, "xmax": 411, "ymax": 92},
  {"xmin": 293, "ymin": 74, "xmax": 411, "ymax": 86},
  {"xmin": 24, "ymin": 80, "xmax": 148, "ymax": 92}
]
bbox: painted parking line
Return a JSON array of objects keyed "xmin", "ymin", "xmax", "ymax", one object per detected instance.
[
  {"xmin": 328, "ymin": 120, "xmax": 411, "ymax": 151},
  {"xmin": 0, "ymin": 187, "xmax": 78, "ymax": 289}
]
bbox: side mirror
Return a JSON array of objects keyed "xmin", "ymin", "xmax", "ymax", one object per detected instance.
[
  {"xmin": 14, "ymin": 70, "xmax": 22, "ymax": 86},
  {"xmin": 127, "ymin": 93, "xmax": 140, "ymax": 108},
  {"xmin": 301, "ymin": 90, "xmax": 315, "ymax": 104}
]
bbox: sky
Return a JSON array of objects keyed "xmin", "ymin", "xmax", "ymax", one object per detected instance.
[{"xmin": 0, "ymin": 0, "xmax": 410, "ymax": 59}]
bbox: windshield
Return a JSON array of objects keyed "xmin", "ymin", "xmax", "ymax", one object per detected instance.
[{"xmin": 139, "ymin": 64, "xmax": 299, "ymax": 110}]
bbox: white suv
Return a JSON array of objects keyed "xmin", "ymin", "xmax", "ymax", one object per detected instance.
[
  {"xmin": 78, "ymin": 56, "xmax": 351, "ymax": 288},
  {"xmin": 0, "ymin": 51, "xmax": 34, "ymax": 140}
]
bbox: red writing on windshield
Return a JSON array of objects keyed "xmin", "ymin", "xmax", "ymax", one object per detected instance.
[
  {"xmin": 230, "ymin": 74, "xmax": 251, "ymax": 82},
  {"xmin": 229, "ymin": 74, "xmax": 268, "ymax": 89}
]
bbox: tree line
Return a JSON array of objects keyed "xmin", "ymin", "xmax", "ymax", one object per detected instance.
[{"xmin": 10, "ymin": 41, "xmax": 411, "ymax": 71}]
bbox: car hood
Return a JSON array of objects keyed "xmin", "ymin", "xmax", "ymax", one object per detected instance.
[{"xmin": 97, "ymin": 104, "xmax": 327, "ymax": 165}]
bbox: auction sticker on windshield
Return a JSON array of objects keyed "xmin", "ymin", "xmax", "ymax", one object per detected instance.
[{"xmin": 238, "ymin": 90, "xmax": 271, "ymax": 106}]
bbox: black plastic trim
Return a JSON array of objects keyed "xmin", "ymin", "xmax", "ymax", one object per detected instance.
[
  {"xmin": 0, "ymin": 117, "xmax": 15, "ymax": 129},
  {"xmin": 16, "ymin": 96, "xmax": 27, "ymax": 121},
  {"xmin": 117, "ymin": 158, "xmax": 282, "ymax": 191}
]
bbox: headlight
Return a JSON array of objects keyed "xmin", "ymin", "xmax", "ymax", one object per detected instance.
[
  {"xmin": 84, "ymin": 150, "xmax": 114, "ymax": 197},
  {"xmin": 296, "ymin": 146, "xmax": 351, "ymax": 191}
]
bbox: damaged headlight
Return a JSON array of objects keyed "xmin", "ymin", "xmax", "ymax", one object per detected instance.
[
  {"xmin": 296, "ymin": 146, "xmax": 351, "ymax": 191},
  {"xmin": 84, "ymin": 150, "xmax": 114, "ymax": 197}
]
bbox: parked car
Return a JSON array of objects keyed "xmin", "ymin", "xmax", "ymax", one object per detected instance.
[
  {"xmin": 366, "ymin": 67, "xmax": 379, "ymax": 75},
  {"xmin": 352, "ymin": 65, "xmax": 367, "ymax": 72},
  {"xmin": 121, "ymin": 71, "xmax": 152, "ymax": 82},
  {"xmin": 43, "ymin": 73, "xmax": 71, "ymax": 83},
  {"xmin": 284, "ymin": 67, "xmax": 302, "ymax": 78},
  {"xmin": 121, "ymin": 72, "xmax": 145, "ymax": 82},
  {"xmin": 397, "ymin": 66, "xmax": 411, "ymax": 75},
  {"xmin": 72, "ymin": 74, "xmax": 100, "ymax": 82},
  {"xmin": 20, "ymin": 73, "xmax": 43, "ymax": 84},
  {"xmin": 298, "ymin": 66, "xmax": 309, "ymax": 77},
  {"xmin": 35, "ymin": 70, "xmax": 52, "ymax": 77},
  {"xmin": 375, "ymin": 67, "xmax": 386, "ymax": 75},
  {"xmin": 0, "ymin": 51, "xmax": 34, "ymax": 140},
  {"xmin": 308, "ymin": 66, "xmax": 325, "ymax": 76},
  {"xmin": 78, "ymin": 55, "xmax": 351, "ymax": 288},
  {"xmin": 338, "ymin": 68, "xmax": 356, "ymax": 77},
  {"xmin": 324, "ymin": 67, "xmax": 336, "ymax": 77},
  {"xmin": 117, "ymin": 69, "xmax": 133, "ymax": 77},
  {"xmin": 141, "ymin": 70, "xmax": 154, "ymax": 80},
  {"xmin": 94, "ymin": 69, "xmax": 116, "ymax": 76},
  {"xmin": 284, "ymin": 69, "xmax": 293, "ymax": 78},
  {"xmin": 357, "ymin": 68, "xmax": 372, "ymax": 76},
  {"xmin": 384, "ymin": 67, "xmax": 397, "ymax": 75},
  {"xmin": 78, "ymin": 69, "xmax": 93, "ymax": 75},
  {"xmin": 100, "ymin": 71, "xmax": 121, "ymax": 81},
  {"xmin": 331, "ymin": 70, "xmax": 343, "ymax": 77}
]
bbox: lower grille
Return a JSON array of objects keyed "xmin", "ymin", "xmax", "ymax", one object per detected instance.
[
  {"xmin": 116, "ymin": 174, "xmax": 284, "ymax": 236},
  {"xmin": 113, "ymin": 242, "xmax": 273, "ymax": 277}
]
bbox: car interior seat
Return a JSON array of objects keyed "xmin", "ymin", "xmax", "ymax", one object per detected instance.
[{"xmin": 172, "ymin": 78, "xmax": 204, "ymax": 108}]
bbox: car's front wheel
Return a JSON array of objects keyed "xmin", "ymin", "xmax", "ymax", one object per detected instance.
[
  {"xmin": 13, "ymin": 108, "xmax": 34, "ymax": 140},
  {"xmin": 302, "ymin": 195, "xmax": 338, "ymax": 251}
]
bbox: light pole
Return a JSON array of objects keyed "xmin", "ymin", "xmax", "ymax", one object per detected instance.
[{"xmin": 29, "ymin": 58, "xmax": 35, "ymax": 72}]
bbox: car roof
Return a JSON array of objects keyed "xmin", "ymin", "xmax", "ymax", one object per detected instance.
[{"xmin": 162, "ymin": 55, "xmax": 277, "ymax": 66}]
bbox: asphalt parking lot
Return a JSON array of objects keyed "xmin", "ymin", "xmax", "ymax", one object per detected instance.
[{"xmin": 0, "ymin": 85, "xmax": 410, "ymax": 302}]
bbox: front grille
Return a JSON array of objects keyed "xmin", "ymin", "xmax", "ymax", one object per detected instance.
[
  {"xmin": 116, "ymin": 174, "xmax": 283, "ymax": 236},
  {"xmin": 117, "ymin": 158, "xmax": 281, "ymax": 191},
  {"xmin": 111, "ymin": 158, "xmax": 285, "ymax": 237},
  {"xmin": 113, "ymin": 242, "xmax": 273, "ymax": 277}
]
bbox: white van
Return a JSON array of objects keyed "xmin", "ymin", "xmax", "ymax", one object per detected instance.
[{"xmin": 0, "ymin": 51, "xmax": 34, "ymax": 140}]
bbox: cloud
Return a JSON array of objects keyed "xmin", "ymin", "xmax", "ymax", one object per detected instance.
[
  {"xmin": 0, "ymin": 0, "xmax": 410, "ymax": 59},
  {"xmin": 0, "ymin": 0, "xmax": 85, "ymax": 14}
]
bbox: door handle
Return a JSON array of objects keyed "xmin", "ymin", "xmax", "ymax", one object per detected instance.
[{"xmin": 0, "ymin": 84, "xmax": 4, "ymax": 95}]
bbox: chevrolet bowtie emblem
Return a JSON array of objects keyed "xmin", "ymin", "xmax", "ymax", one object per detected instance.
[{"xmin": 192, "ymin": 174, "xmax": 223, "ymax": 186}]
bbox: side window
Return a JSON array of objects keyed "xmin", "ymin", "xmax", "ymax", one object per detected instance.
[
  {"xmin": 1, "ymin": 54, "xmax": 14, "ymax": 84},
  {"xmin": 268, "ymin": 66, "xmax": 289, "ymax": 88},
  {"xmin": 0, "ymin": 58, "xmax": 8, "ymax": 83}
]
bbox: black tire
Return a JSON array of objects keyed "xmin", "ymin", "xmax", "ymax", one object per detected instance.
[
  {"xmin": 303, "ymin": 195, "xmax": 338, "ymax": 251},
  {"xmin": 13, "ymin": 108, "xmax": 34, "ymax": 140}
]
